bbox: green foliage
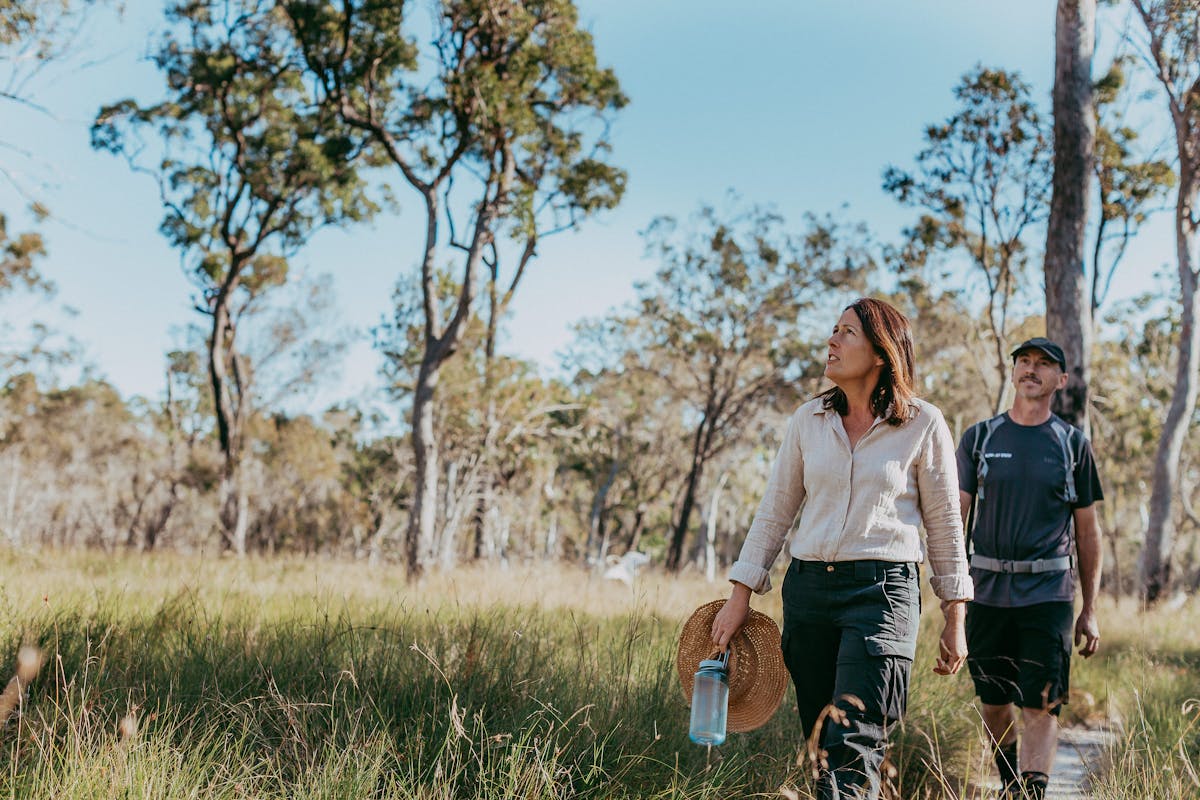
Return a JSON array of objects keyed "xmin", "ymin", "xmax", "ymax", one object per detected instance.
[
  {"xmin": 1090, "ymin": 57, "xmax": 1176, "ymax": 313},
  {"xmin": 91, "ymin": 1, "xmax": 374, "ymax": 302},
  {"xmin": 285, "ymin": 0, "xmax": 628, "ymax": 575},
  {"xmin": 884, "ymin": 67, "xmax": 1050, "ymax": 281},
  {"xmin": 631, "ymin": 202, "xmax": 872, "ymax": 418},
  {"xmin": 570, "ymin": 201, "xmax": 875, "ymax": 568},
  {"xmin": 0, "ymin": 210, "xmax": 50, "ymax": 294},
  {"xmin": 884, "ymin": 66, "xmax": 1051, "ymax": 411},
  {"xmin": 285, "ymin": 0, "xmax": 626, "ymax": 231},
  {"xmin": 284, "ymin": 0, "xmax": 626, "ymax": 363},
  {"xmin": 91, "ymin": 0, "xmax": 378, "ymax": 551}
]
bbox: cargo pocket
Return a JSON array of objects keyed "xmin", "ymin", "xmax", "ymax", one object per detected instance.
[
  {"xmin": 862, "ymin": 636, "xmax": 914, "ymax": 723},
  {"xmin": 879, "ymin": 566, "xmax": 919, "ymax": 643},
  {"xmin": 863, "ymin": 635, "xmax": 917, "ymax": 662}
]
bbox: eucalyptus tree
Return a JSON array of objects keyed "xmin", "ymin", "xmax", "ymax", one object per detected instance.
[
  {"xmin": 1044, "ymin": 0, "xmax": 1096, "ymax": 429},
  {"xmin": 377, "ymin": 269, "xmax": 580, "ymax": 567},
  {"xmin": 283, "ymin": 0, "xmax": 626, "ymax": 579},
  {"xmin": 884, "ymin": 68, "xmax": 1052, "ymax": 414},
  {"xmin": 1130, "ymin": 0, "xmax": 1200, "ymax": 602},
  {"xmin": 616, "ymin": 203, "xmax": 871, "ymax": 572},
  {"xmin": 1090, "ymin": 297, "xmax": 1176, "ymax": 596},
  {"xmin": 565, "ymin": 325, "xmax": 694, "ymax": 566},
  {"xmin": 92, "ymin": 1, "xmax": 373, "ymax": 555}
]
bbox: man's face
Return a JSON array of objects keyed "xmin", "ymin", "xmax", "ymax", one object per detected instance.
[{"xmin": 1011, "ymin": 350, "xmax": 1068, "ymax": 400}]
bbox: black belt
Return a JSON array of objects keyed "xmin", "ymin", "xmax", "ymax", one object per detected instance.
[{"xmin": 791, "ymin": 559, "xmax": 915, "ymax": 580}]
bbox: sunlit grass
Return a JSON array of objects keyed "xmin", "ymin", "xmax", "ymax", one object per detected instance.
[{"xmin": 0, "ymin": 550, "xmax": 1195, "ymax": 798}]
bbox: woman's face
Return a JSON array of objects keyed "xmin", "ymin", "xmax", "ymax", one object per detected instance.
[{"xmin": 825, "ymin": 308, "xmax": 884, "ymax": 387}]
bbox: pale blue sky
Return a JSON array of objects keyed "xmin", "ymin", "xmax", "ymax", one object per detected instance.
[{"xmin": 2, "ymin": 1, "xmax": 1169, "ymax": 416}]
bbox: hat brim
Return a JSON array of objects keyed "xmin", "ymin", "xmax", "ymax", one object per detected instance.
[
  {"xmin": 1011, "ymin": 344, "xmax": 1065, "ymax": 369},
  {"xmin": 676, "ymin": 599, "xmax": 789, "ymax": 733}
]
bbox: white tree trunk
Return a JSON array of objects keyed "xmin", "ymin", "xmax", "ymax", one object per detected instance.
[
  {"xmin": 2, "ymin": 450, "xmax": 22, "ymax": 546},
  {"xmin": 406, "ymin": 356, "xmax": 440, "ymax": 580},
  {"xmin": 438, "ymin": 460, "xmax": 459, "ymax": 570},
  {"xmin": 1141, "ymin": 177, "xmax": 1200, "ymax": 601},
  {"xmin": 705, "ymin": 472, "xmax": 729, "ymax": 583},
  {"xmin": 220, "ymin": 471, "xmax": 249, "ymax": 557}
]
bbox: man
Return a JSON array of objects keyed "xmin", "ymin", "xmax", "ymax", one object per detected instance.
[{"xmin": 956, "ymin": 337, "xmax": 1103, "ymax": 800}]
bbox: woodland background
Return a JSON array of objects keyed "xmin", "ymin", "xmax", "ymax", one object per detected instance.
[{"xmin": 2, "ymin": 0, "xmax": 1200, "ymax": 606}]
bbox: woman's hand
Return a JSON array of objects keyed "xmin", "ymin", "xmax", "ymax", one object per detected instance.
[
  {"xmin": 711, "ymin": 583, "xmax": 753, "ymax": 651},
  {"xmin": 933, "ymin": 599, "xmax": 967, "ymax": 676}
]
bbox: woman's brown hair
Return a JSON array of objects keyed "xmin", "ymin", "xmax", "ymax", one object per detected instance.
[{"xmin": 820, "ymin": 297, "xmax": 917, "ymax": 426}]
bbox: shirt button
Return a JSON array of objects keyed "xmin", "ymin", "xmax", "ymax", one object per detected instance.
[{"xmin": 826, "ymin": 565, "xmax": 835, "ymax": 572}]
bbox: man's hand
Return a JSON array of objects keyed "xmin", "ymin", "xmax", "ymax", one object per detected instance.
[
  {"xmin": 934, "ymin": 600, "xmax": 967, "ymax": 676},
  {"xmin": 711, "ymin": 583, "xmax": 752, "ymax": 651},
  {"xmin": 1074, "ymin": 606, "xmax": 1100, "ymax": 658}
]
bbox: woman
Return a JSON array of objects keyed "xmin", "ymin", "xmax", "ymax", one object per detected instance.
[{"xmin": 711, "ymin": 298, "xmax": 971, "ymax": 800}]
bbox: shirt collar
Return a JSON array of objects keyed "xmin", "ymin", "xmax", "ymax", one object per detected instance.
[{"xmin": 810, "ymin": 400, "xmax": 885, "ymax": 426}]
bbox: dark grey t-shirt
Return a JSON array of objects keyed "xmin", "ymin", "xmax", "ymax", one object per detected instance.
[{"xmin": 956, "ymin": 413, "xmax": 1103, "ymax": 608}]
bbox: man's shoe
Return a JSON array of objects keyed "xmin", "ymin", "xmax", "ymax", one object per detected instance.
[{"xmin": 1020, "ymin": 771, "xmax": 1049, "ymax": 800}]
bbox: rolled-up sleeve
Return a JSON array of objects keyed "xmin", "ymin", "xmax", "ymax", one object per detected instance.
[
  {"xmin": 916, "ymin": 412, "xmax": 974, "ymax": 602},
  {"xmin": 729, "ymin": 412, "xmax": 806, "ymax": 594}
]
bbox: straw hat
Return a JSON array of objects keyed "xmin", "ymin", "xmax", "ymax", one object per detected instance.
[{"xmin": 676, "ymin": 599, "xmax": 789, "ymax": 733}]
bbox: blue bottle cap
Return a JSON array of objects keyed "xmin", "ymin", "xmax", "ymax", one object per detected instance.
[{"xmin": 698, "ymin": 651, "xmax": 729, "ymax": 671}]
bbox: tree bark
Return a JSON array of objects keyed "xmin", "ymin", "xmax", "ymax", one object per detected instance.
[
  {"xmin": 406, "ymin": 352, "xmax": 440, "ymax": 580},
  {"xmin": 439, "ymin": 459, "xmax": 459, "ymax": 569},
  {"xmin": 666, "ymin": 420, "xmax": 709, "ymax": 572},
  {"xmin": 1140, "ymin": 163, "xmax": 1200, "ymax": 602},
  {"xmin": 705, "ymin": 471, "xmax": 729, "ymax": 583},
  {"xmin": 586, "ymin": 445, "xmax": 620, "ymax": 566},
  {"xmin": 209, "ymin": 290, "xmax": 249, "ymax": 555},
  {"xmin": 1045, "ymin": 0, "xmax": 1096, "ymax": 431},
  {"xmin": 404, "ymin": 148, "xmax": 509, "ymax": 580},
  {"xmin": 473, "ymin": 263, "xmax": 503, "ymax": 561}
]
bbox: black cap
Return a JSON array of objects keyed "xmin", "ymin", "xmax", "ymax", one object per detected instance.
[{"xmin": 1011, "ymin": 337, "xmax": 1066, "ymax": 370}]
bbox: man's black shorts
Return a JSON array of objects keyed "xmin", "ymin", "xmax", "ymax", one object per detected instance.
[{"xmin": 965, "ymin": 601, "xmax": 1073, "ymax": 715}]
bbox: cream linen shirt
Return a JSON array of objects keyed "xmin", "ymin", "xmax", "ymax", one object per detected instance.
[{"xmin": 729, "ymin": 396, "xmax": 973, "ymax": 602}]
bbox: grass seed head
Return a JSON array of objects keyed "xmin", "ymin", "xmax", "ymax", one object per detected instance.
[{"xmin": 119, "ymin": 709, "xmax": 139, "ymax": 742}]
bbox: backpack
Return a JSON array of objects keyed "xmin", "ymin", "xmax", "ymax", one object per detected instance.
[
  {"xmin": 964, "ymin": 414, "xmax": 1082, "ymax": 556},
  {"xmin": 970, "ymin": 414, "xmax": 1080, "ymax": 505}
]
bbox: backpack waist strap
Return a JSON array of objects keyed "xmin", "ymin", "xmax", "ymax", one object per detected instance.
[{"xmin": 970, "ymin": 554, "xmax": 1074, "ymax": 574}]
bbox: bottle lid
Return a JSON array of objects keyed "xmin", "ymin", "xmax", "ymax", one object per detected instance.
[{"xmin": 698, "ymin": 651, "xmax": 729, "ymax": 671}]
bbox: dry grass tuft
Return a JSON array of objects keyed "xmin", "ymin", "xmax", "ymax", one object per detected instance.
[
  {"xmin": 0, "ymin": 646, "xmax": 43, "ymax": 727},
  {"xmin": 118, "ymin": 706, "xmax": 139, "ymax": 743}
]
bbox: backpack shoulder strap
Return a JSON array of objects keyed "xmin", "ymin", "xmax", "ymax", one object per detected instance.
[
  {"xmin": 1048, "ymin": 419, "xmax": 1079, "ymax": 505},
  {"xmin": 973, "ymin": 414, "xmax": 1007, "ymax": 502}
]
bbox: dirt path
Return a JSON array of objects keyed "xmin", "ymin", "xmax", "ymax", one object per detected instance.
[{"xmin": 967, "ymin": 726, "xmax": 1115, "ymax": 799}]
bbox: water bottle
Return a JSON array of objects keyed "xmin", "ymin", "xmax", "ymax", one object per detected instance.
[{"xmin": 688, "ymin": 651, "xmax": 729, "ymax": 746}]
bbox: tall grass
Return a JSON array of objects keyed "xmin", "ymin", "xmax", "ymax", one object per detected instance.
[{"xmin": 0, "ymin": 550, "xmax": 1195, "ymax": 798}]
